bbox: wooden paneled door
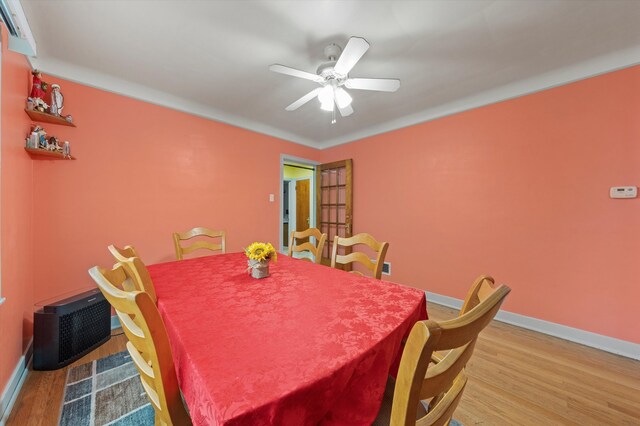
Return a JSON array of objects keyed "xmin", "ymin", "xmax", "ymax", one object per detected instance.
[
  {"xmin": 295, "ymin": 179, "xmax": 311, "ymax": 243},
  {"xmin": 316, "ymin": 159, "xmax": 353, "ymax": 267}
]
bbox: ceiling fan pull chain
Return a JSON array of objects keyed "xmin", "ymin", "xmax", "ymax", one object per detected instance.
[{"xmin": 331, "ymin": 107, "xmax": 336, "ymax": 124}]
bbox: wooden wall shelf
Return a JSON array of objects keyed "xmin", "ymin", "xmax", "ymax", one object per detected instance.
[
  {"xmin": 25, "ymin": 147, "xmax": 76, "ymax": 160},
  {"xmin": 24, "ymin": 109, "xmax": 76, "ymax": 127}
]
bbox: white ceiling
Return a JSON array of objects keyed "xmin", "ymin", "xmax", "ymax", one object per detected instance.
[{"xmin": 22, "ymin": 0, "xmax": 640, "ymax": 149}]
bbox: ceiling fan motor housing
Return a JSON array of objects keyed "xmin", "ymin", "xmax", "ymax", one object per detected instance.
[
  {"xmin": 317, "ymin": 61, "xmax": 345, "ymax": 82},
  {"xmin": 324, "ymin": 43, "xmax": 342, "ymax": 61},
  {"xmin": 317, "ymin": 43, "xmax": 348, "ymax": 84}
]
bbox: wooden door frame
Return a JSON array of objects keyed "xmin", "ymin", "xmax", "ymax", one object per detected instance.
[
  {"xmin": 279, "ymin": 155, "xmax": 319, "ymax": 253},
  {"xmin": 283, "ymin": 177, "xmax": 311, "ymax": 247}
]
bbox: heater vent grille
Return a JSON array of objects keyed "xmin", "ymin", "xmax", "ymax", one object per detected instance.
[{"xmin": 58, "ymin": 300, "xmax": 111, "ymax": 363}]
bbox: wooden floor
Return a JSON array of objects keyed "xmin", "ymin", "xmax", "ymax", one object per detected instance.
[{"xmin": 6, "ymin": 303, "xmax": 640, "ymax": 426}]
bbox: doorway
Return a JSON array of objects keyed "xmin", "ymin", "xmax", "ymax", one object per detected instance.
[{"xmin": 280, "ymin": 156, "xmax": 318, "ymax": 256}]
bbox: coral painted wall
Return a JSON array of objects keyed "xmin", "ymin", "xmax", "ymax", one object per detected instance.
[
  {"xmin": 1, "ymin": 29, "xmax": 638, "ymax": 405},
  {"xmin": 30, "ymin": 77, "xmax": 320, "ymax": 303},
  {"xmin": 0, "ymin": 28, "xmax": 35, "ymax": 400},
  {"xmin": 321, "ymin": 65, "xmax": 640, "ymax": 343}
]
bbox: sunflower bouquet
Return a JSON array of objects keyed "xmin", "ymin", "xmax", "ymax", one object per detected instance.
[
  {"xmin": 245, "ymin": 242, "xmax": 277, "ymax": 279},
  {"xmin": 245, "ymin": 242, "xmax": 277, "ymax": 263}
]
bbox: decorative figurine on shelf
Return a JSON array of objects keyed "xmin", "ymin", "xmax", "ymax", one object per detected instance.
[
  {"xmin": 26, "ymin": 134, "xmax": 35, "ymax": 149},
  {"xmin": 33, "ymin": 98, "xmax": 49, "ymax": 113},
  {"xmin": 47, "ymin": 137, "xmax": 59, "ymax": 151},
  {"xmin": 29, "ymin": 69, "xmax": 48, "ymax": 101},
  {"xmin": 27, "ymin": 127, "xmax": 38, "ymax": 148},
  {"xmin": 28, "ymin": 125, "xmax": 48, "ymax": 149},
  {"xmin": 63, "ymin": 141, "xmax": 71, "ymax": 158},
  {"xmin": 49, "ymin": 84, "xmax": 64, "ymax": 116}
]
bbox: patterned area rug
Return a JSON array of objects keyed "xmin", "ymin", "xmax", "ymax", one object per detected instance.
[{"xmin": 59, "ymin": 351, "xmax": 154, "ymax": 425}]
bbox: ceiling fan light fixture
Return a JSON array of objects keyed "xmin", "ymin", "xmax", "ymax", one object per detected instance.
[
  {"xmin": 320, "ymin": 99, "xmax": 334, "ymax": 112},
  {"xmin": 318, "ymin": 85, "xmax": 335, "ymax": 111},
  {"xmin": 335, "ymin": 87, "xmax": 352, "ymax": 109},
  {"xmin": 318, "ymin": 85, "xmax": 334, "ymax": 104}
]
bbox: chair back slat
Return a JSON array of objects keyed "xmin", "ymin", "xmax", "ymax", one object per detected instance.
[
  {"xmin": 173, "ymin": 227, "xmax": 226, "ymax": 260},
  {"xmin": 99, "ymin": 262, "xmax": 138, "ymax": 294},
  {"xmin": 107, "ymin": 245, "xmax": 158, "ymax": 304},
  {"xmin": 116, "ymin": 311, "xmax": 148, "ymax": 350},
  {"xmin": 89, "ymin": 265, "xmax": 191, "ymax": 425},
  {"xmin": 108, "ymin": 244, "xmax": 139, "ymax": 262},
  {"xmin": 416, "ymin": 372, "xmax": 467, "ymax": 426},
  {"xmin": 435, "ymin": 286, "xmax": 509, "ymax": 350},
  {"xmin": 140, "ymin": 375, "xmax": 161, "ymax": 412},
  {"xmin": 390, "ymin": 277, "xmax": 511, "ymax": 426},
  {"xmin": 120, "ymin": 257, "xmax": 158, "ymax": 304},
  {"xmin": 288, "ymin": 228, "xmax": 327, "ymax": 264},
  {"xmin": 336, "ymin": 252, "xmax": 376, "ymax": 271},
  {"xmin": 331, "ymin": 232, "xmax": 389, "ymax": 279},
  {"xmin": 419, "ymin": 342, "xmax": 475, "ymax": 400},
  {"xmin": 460, "ymin": 275, "xmax": 495, "ymax": 315},
  {"xmin": 291, "ymin": 241, "xmax": 317, "ymax": 255},
  {"xmin": 181, "ymin": 240, "xmax": 224, "ymax": 255}
]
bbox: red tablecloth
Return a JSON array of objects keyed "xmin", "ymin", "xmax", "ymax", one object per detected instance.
[{"xmin": 148, "ymin": 253, "xmax": 427, "ymax": 426}]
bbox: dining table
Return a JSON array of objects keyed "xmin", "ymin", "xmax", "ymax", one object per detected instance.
[{"xmin": 147, "ymin": 252, "xmax": 427, "ymax": 426}]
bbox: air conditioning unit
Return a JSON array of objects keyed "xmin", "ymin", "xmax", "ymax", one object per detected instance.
[
  {"xmin": 33, "ymin": 288, "xmax": 111, "ymax": 370},
  {"xmin": 0, "ymin": 0, "xmax": 37, "ymax": 56}
]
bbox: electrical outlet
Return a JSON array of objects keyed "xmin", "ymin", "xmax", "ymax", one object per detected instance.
[{"xmin": 372, "ymin": 259, "xmax": 392, "ymax": 275}]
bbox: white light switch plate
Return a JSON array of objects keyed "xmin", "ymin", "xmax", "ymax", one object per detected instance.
[
  {"xmin": 269, "ymin": 193, "xmax": 275, "ymax": 202},
  {"xmin": 610, "ymin": 186, "xmax": 637, "ymax": 199}
]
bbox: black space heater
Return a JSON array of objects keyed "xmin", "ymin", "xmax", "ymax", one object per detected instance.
[{"xmin": 33, "ymin": 288, "xmax": 111, "ymax": 370}]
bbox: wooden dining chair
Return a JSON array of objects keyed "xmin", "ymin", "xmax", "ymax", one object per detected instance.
[
  {"xmin": 173, "ymin": 227, "xmax": 226, "ymax": 260},
  {"xmin": 331, "ymin": 232, "xmax": 389, "ymax": 279},
  {"xmin": 288, "ymin": 228, "xmax": 327, "ymax": 264},
  {"xmin": 107, "ymin": 244, "xmax": 158, "ymax": 304},
  {"xmin": 89, "ymin": 264, "xmax": 192, "ymax": 426},
  {"xmin": 373, "ymin": 276, "xmax": 510, "ymax": 426}
]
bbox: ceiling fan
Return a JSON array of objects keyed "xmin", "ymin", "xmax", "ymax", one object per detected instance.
[{"xmin": 269, "ymin": 37, "xmax": 400, "ymax": 122}]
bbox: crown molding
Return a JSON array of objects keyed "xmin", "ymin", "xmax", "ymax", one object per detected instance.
[
  {"xmin": 319, "ymin": 46, "xmax": 640, "ymax": 148},
  {"xmin": 29, "ymin": 45, "xmax": 640, "ymax": 151},
  {"xmin": 27, "ymin": 57, "xmax": 320, "ymax": 149}
]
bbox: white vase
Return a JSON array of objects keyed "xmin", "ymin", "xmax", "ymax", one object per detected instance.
[{"xmin": 248, "ymin": 259, "xmax": 270, "ymax": 279}]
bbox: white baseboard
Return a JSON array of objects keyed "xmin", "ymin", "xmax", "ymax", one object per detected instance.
[
  {"xmin": 426, "ymin": 291, "xmax": 640, "ymax": 361},
  {"xmin": 0, "ymin": 340, "xmax": 33, "ymax": 426},
  {"xmin": 1, "ymin": 314, "xmax": 120, "ymax": 424},
  {"xmin": 111, "ymin": 315, "xmax": 120, "ymax": 330},
  {"xmin": 1, "ymin": 313, "xmax": 122, "ymax": 423}
]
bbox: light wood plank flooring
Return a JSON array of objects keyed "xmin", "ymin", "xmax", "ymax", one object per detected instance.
[{"xmin": 6, "ymin": 303, "xmax": 640, "ymax": 425}]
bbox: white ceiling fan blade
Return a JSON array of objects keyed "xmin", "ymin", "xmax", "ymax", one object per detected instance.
[
  {"xmin": 334, "ymin": 37, "xmax": 370, "ymax": 75},
  {"xmin": 336, "ymin": 98, "xmax": 353, "ymax": 117},
  {"xmin": 345, "ymin": 78, "xmax": 400, "ymax": 92},
  {"xmin": 285, "ymin": 88, "xmax": 322, "ymax": 111},
  {"xmin": 269, "ymin": 64, "xmax": 324, "ymax": 83}
]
